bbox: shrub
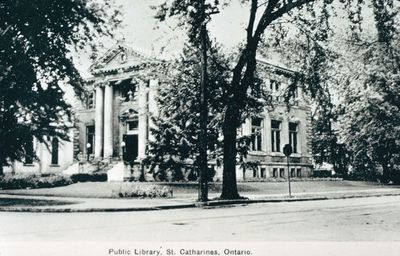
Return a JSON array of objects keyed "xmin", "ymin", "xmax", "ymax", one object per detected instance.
[
  {"xmin": 70, "ymin": 172, "xmax": 107, "ymax": 183},
  {"xmin": 113, "ymin": 183, "xmax": 173, "ymax": 198},
  {"xmin": 0, "ymin": 173, "xmax": 73, "ymax": 190}
]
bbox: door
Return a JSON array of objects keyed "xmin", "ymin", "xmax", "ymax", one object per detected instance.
[
  {"xmin": 86, "ymin": 125, "xmax": 95, "ymax": 155},
  {"xmin": 123, "ymin": 134, "xmax": 138, "ymax": 162}
]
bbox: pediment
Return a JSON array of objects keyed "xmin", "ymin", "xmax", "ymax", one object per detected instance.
[
  {"xmin": 90, "ymin": 45, "xmax": 157, "ymax": 74},
  {"xmin": 119, "ymin": 107, "xmax": 139, "ymax": 122}
]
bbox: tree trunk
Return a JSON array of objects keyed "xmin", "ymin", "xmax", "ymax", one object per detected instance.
[
  {"xmin": 220, "ymin": 104, "xmax": 241, "ymax": 199},
  {"xmin": 381, "ymin": 164, "xmax": 390, "ymax": 183},
  {"xmin": 198, "ymin": 22, "xmax": 209, "ymax": 202},
  {"xmin": 0, "ymin": 164, "xmax": 3, "ymax": 176},
  {"xmin": 219, "ymin": 43, "xmax": 259, "ymax": 199}
]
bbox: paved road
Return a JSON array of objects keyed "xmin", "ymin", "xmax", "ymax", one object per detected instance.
[{"xmin": 1, "ymin": 195, "xmax": 400, "ymax": 242}]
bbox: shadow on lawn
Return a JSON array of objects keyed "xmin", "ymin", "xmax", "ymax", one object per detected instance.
[{"xmin": 0, "ymin": 198, "xmax": 78, "ymax": 207}]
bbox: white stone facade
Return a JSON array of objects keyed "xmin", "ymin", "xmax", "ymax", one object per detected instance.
[
  {"xmin": 232, "ymin": 61, "xmax": 313, "ymax": 180},
  {"xmin": 4, "ymin": 131, "xmax": 74, "ymax": 174},
  {"xmin": 74, "ymin": 46, "xmax": 312, "ymax": 180},
  {"xmin": 8, "ymin": 45, "xmax": 312, "ymax": 179}
]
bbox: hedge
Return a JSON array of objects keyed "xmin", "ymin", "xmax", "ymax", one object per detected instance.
[
  {"xmin": 70, "ymin": 172, "xmax": 107, "ymax": 183},
  {"xmin": 0, "ymin": 173, "xmax": 73, "ymax": 190},
  {"xmin": 113, "ymin": 183, "xmax": 173, "ymax": 198}
]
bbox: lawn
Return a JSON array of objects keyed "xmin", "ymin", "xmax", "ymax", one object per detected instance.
[{"xmin": 0, "ymin": 180, "xmax": 394, "ymax": 199}]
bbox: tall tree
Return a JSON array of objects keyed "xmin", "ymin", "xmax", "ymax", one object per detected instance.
[
  {"xmin": 337, "ymin": 0, "xmax": 400, "ymax": 182},
  {"xmin": 215, "ymin": 0, "xmax": 344, "ymax": 199},
  {"xmin": 0, "ymin": 0, "xmax": 120, "ymax": 175},
  {"xmin": 156, "ymin": 0, "xmax": 398, "ymax": 198},
  {"xmin": 145, "ymin": 46, "xmax": 230, "ymax": 183},
  {"xmin": 155, "ymin": 0, "xmax": 220, "ymax": 201}
]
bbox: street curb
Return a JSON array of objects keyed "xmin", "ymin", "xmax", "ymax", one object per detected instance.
[
  {"xmin": 196, "ymin": 192, "xmax": 400, "ymax": 207},
  {"xmin": 0, "ymin": 203, "xmax": 197, "ymax": 213},
  {"xmin": 1, "ymin": 191, "xmax": 400, "ymax": 213}
]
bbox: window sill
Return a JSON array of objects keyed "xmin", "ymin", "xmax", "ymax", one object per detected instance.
[
  {"xmin": 23, "ymin": 164, "xmax": 35, "ymax": 167},
  {"xmin": 270, "ymin": 152, "xmax": 283, "ymax": 156},
  {"xmin": 249, "ymin": 151, "xmax": 267, "ymax": 155},
  {"xmin": 49, "ymin": 164, "xmax": 60, "ymax": 167}
]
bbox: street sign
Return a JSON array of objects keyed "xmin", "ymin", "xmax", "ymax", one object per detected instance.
[{"xmin": 283, "ymin": 144, "xmax": 292, "ymax": 157}]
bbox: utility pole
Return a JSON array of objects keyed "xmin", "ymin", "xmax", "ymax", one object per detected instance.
[
  {"xmin": 283, "ymin": 144, "xmax": 292, "ymax": 197},
  {"xmin": 198, "ymin": 0, "xmax": 209, "ymax": 202}
]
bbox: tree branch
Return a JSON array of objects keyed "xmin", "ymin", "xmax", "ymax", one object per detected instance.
[
  {"xmin": 253, "ymin": 0, "xmax": 279, "ymax": 41},
  {"xmin": 246, "ymin": 0, "xmax": 258, "ymax": 42},
  {"xmin": 0, "ymin": 25, "xmax": 12, "ymax": 37},
  {"xmin": 271, "ymin": 0, "xmax": 316, "ymax": 21}
]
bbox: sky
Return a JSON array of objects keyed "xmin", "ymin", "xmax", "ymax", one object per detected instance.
[
  {"xmin": 73, "ymin": 0, "xmax": 377, "ymax": 78},
  {"xmin": 74, "ymin": 0, "xmax": 251, "ymax": 77}
]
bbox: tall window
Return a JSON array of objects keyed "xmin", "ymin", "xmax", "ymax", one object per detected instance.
[
  {"xmin": 273, "ymin": 168, "xmax": 278, "ymax": 178},
  {"xmin": 51, "ymin": 138, "xmax": 59, "ymax": 165},
  {"xmin": 279, "ymin": 168, "xmax": 285, "ymax": 178},
  {"xmin": 25, "ymin": 137, "xmax": 34, "ymax": 164},
  {"xmin": 86, "ymin": 125, "xmax": 95, "ymax": 155},
  {"xmin": 261, "ymin": 168, "xmax": 266, "ymax": 178},
  {"xmin": 270, "ymin": 80, "xmax": 282, "ymax": 101},
  {"xmin": 251, "ymin": 118, "xmax": 263, "ymax": 151},
  {"xmin": 127, "ymin": 118, "xmax": 139, "ymax": 131},
  {"xmin": 87, "ymin": 91, "xmax": 94, "ymax": 109},
  {"xmin": 291, "ymin": 168, "xmax": 296, "ymax": 178},
  {"xmin": 297, "ymin": 168, "xmax": 302, "ymax": 177},
  {"xmin": 271, "ymin": 120, "xmax": 281, "ymax": 152},
  {"xmin": 289, "ymin": 122, "xmax": 298, "ymax": 153},
  {"xmin": 270, "ymin": 79, "xmax": 280, "ymax": 91}
]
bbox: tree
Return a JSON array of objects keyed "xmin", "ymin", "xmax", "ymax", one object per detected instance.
[
  {"xmin": 211, "ymin": 0, "xmax": 347, "ymax": 199},
  {"xmin": 145, "ymin": 46, "xmax": 230, "ymax": 182},
  {"xmin": 155, "ymin": 0, "xmax": 221, "ymax": 201},
  {"xmin": 156, "ymin": 0, "xmax": 399, "ymax": 198},
  {"xmin": 337, "ymin": 0, "xmax": 400, "ymax": 182},
  {"xmin": 312, "ymin": 105, "xmax": 351, "ymax": 177},
  {"xmin": 154, "ymin": 0, "xmax": 336, "ymax": 199},
  {"xmin": 0, "ymin": 0, "xmax": 120, "ymax": 175}
]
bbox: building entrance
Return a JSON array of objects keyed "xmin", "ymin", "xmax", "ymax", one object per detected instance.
[{"xmin": 123, "ymin": 134, "xmax": 138, "ymax": 162}]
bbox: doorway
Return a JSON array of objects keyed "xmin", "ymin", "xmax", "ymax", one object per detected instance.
[{"xmin": 123, "ymin": 134, "xmax": 138, "ymax": 162}]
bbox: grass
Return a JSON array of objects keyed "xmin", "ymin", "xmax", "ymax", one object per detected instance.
[{"xmin": 0, "ymin": 180, "xmax": 395, "ymax": 199}]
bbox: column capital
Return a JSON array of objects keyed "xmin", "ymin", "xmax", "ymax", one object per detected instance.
[{"xmin": 94, "ymin": 81, "xmax": 110, "ymax": 88}]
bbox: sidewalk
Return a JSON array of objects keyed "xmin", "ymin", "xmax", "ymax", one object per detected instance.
[{"xmin": 1, "ymin": 187, "xmax": 400, "ymax": 212}]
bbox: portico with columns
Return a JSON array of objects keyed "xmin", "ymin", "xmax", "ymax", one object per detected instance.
[{"xmin": 75, "ymin": 45, "xmax": 162, "ymax": 170}]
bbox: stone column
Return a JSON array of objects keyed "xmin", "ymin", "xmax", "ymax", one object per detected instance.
[
  {"xmin": 148, "ymin": 79, "xmax": 159, "ymax": 116},
  {"xmin": 263, "ymin": 114, "xmax": 271, "ymax": 153},
  {"xmin": 94, "ymin": 86, "xmax": 104, "ymax": 158},
  {"xmin": 103, "ymin": 83, "xmax": 113, "ymax": 159},
  {"xmin": 243, "ymin": 119, "xmax": 252, "ymax": 136},
  {"xmin": 138, "ymin": 83, "xmax": 148, "ymax": 159}
]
